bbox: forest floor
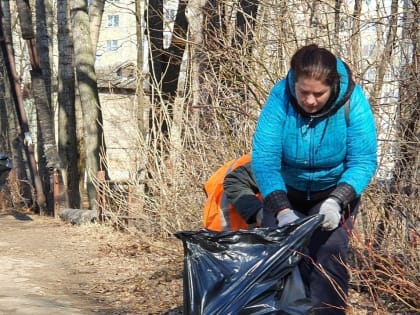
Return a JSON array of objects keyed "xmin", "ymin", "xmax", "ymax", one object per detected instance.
[{"xmin": 0, "ymin": 208, "xmax": 381, "ymax": 315}]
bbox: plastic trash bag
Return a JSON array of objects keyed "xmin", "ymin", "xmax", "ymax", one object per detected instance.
[
  {"xmin": 175, "ymin": 214, "xmax": 323, "ymax": 315},
  {"xmin": 0, "ymin": 152, "xmax": 12, "ymax": 190}
]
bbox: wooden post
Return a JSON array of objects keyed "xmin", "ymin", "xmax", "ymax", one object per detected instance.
[{"xmin": 97, "ymin": 171, "xmax": 106, "ymax": 222}]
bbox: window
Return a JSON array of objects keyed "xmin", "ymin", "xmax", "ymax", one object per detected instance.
[
  {"xmin": 108, "ymin": 15, "xmax": 119, "ymax": 27},
  {"xmin": 106, "ymin": 40, "xmax": 118, "ymax": 52}
]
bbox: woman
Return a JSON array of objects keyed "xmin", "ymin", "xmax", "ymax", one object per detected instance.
[{"xmin": 251, "ymin": 44, "xmax": 377, "ymax": 314}]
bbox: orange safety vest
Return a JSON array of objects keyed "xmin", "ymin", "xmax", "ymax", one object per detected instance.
[{"xmin": 203, "ymin": 153, "xmax": 261, "ymax": 232}]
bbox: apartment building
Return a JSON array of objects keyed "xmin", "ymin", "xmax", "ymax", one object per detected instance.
[
  {"xmin": 94, "ymin": 0, "xmax": 139, "ymax": 181},
  {"xmin": 95, "ymin": 0, "xmax": 137, "ymax": 71}
]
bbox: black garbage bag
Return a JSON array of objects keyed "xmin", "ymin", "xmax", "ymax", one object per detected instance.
[
  {"xmin": 0, "ymin": 152, "xmax": 12, "ymax": 190},
  {"xmin": 175, "ymin": 214, "xmax": 323, "ymax": 315}
]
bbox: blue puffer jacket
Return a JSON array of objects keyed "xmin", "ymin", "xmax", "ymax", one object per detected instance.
[{"xmin": 251, "ymin": 58, "xmax": 377, "ymax": 202}]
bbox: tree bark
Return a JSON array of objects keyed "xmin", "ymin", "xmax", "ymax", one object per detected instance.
[
  {"xmin": 136, "ymin": 0, "xmax": 147, "ymax": 138},
  {"xmin": 57, "ymin": 0, "xmax": 79, "ymax": 209},
  {"xmin": 334, "ymin": 0, "xmax": 343, "ymax": 46},
  {"xmin": 147, "ymin": 0, "xmax": 164, "ymax": 91},
  {"xmin": 2, "ymin": 0, "xmax": 47, "ymax": 212},
  {"xmin": 185, "ymin": 0, "xmax": 206, "ymax": 122},
  {"xmin": 16, "ymin": 0, "xmax": 62, "ymax": 214},
  {"xmin": 70, "ymin": 0, "xmax": 107, "ymax": 210},
  {"xmin": 88, "ymin": 0, "xmax": 105, "ymax": 51},
  {"xmin": 0, "ymin": 1, "xmax": 20, "ymax": 156},
  {"xmin": 350, "ymin": 0, "xmax": 362, "ymax": 73}
]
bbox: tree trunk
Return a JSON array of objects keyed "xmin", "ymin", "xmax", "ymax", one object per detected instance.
[
  {"xmin": 168, "ymin": 0, "xmax": 188, "ymax": 176},
  {"xmin": 0, "ymin": 1, "xmax": 20, "ymax": 155},
  {"xmin": 147, "ymin": 0, "xmax": 164, "ymax": 91},
  {"xmin": 2, "ymin": 0, "xmax": 47, "ymax": 212},
  {"xmin": 372, "ymin": 0, "xmax": 409, "ymax": 249},
  {"xmin": 17, "ymin": 0, "xmax": 62, "ymax": 215},
  {"xmin": 350, "ymin": 0, "xmax": 362, "ymax": 73},
  {"xmin": 133, "ymin": 0, "xmax": 147, "ymax": 213},
  {"xmin": 370, "ymin": 0, "xmax": 399, "ymax": 104},
  {"xmin": 88, "ymin": 0, "xmax": 105, "ymax": 51},
  {"xmin": 383, "ymin": 0, "xmax": 419, "ymax": 244},
  {"xmin": 235, "ymin": 0, "xmax": 259, "ymax": 48},
  {"xmin": 334, "ymin": 0, "xmax": 343, "ymax": 46},
  {"xmin": 70, "ymin": 0, "xmax": 107, "ymax": 210},
  {"xmin": 57, "ymin": 0, "xmax": 79, "ymax": 209},
  {"xmin": 185, "ymin": 0, "xmax": 207, "ymax": 122},
  {"xmin": 35, "ymin": 0, "xmax": 53, "ymax": 101},
  {"xmin": 34, "ymin": 0, "xmax": 54, "ymax": 214},
  {"xmin": 136, "ymin": 0, "xmax": 147, "ymax": 138}
]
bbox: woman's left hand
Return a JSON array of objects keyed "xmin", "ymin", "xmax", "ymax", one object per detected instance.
[{"xmin": 319, "ymin": 198, "xmax": 341, "ymax": 230}]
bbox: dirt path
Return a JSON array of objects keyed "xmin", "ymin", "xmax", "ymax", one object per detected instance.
[{"xmin": 0, "ymin": 210, "xmax": 184, "ymax": 315}]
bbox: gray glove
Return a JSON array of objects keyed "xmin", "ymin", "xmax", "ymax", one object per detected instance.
[
  {"xmin": 276, "ymin": 209, "xmax": 302, "ymax": 227},
  {"xmin": 319, "ymin": 198, "xmax": 341, "ymax": 231}
]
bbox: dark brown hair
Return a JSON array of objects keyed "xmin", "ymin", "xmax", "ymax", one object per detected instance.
[{"xmin": 290, "ymin": 44, "xmax": 339, "ymax": 87}]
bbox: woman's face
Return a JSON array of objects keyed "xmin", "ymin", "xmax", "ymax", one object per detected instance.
[{"xmin": 295, "ymin": 77, "xmax": 331, "ymax": 114}]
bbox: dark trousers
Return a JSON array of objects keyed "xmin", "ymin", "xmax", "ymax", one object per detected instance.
[
  {"xmin": 290, "ymin": 190, "xmax": 360, "ymax": 315},
  {"xmin": 262, "ymin": 188, "xmax": 359, "ymax": 315},
  {"xmin": 303, "ymin": 201, "xmax": 358, "ymax": 315}
]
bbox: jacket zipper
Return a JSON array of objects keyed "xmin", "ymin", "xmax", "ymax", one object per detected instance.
[{"xmin": 307, "ymin": 118, "xmax": 315, "ymax": 200}]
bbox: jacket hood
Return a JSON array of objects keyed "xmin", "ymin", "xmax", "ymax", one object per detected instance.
[{"xmin": 285, "ymin": 58, "xmax": 355, "ymax": 119}]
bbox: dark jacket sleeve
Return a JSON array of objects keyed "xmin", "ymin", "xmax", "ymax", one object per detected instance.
[{"xmin": 223, "ymin": 163, "xmax": 263, "ymax": 223}]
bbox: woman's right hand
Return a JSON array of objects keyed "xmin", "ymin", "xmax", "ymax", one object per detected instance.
[{"xmin": 276, "ymin": 209, "xmax": 304, "ymax": 227}]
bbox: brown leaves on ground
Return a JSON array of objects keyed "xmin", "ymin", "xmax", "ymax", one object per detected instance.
[
  {"xmin": 75, "ymin": 225, "xmax": 185, "ymax": 314},
  {"xmin": 0, "ymin": 209, "xmax": 184, "ymax": 315}
]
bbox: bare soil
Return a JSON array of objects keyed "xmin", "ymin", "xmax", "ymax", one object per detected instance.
[{"xmin": 0, "ymin": 209, "xmax": 184, "ymax": 315}]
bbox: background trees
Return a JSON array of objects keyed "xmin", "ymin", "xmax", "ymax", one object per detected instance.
[{"xmin": 0, "ymin": 0, "xmax": 418, "ymax": 312}]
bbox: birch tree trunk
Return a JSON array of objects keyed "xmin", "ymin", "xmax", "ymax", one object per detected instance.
[
  {"xmin": 185, "ymin": 0, "xmax": 206, "ymax": 123},
  {"xmin": 57, "ymin": 0, "xmax": 79, "ymax": 208},
  {"xmin": 70, "ymin": 0, "xmax": 107, "ymax": 210},
  {"xmin": 169, "ymin": 0, "xmax": 188, "ymax": 176}
]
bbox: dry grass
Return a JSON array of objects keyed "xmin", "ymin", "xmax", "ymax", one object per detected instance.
[{"xmin": 91, "ymin": 10, "xmax": 418, "ymax": 312}]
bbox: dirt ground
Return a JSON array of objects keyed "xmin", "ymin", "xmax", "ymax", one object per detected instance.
[
  {"xmin": 0, "ymin": 208, "xmax": 386, "ymax": 315},
  {"xmin": 0, "ymin": 209, "xmax": 184, "ymax": 315}
]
